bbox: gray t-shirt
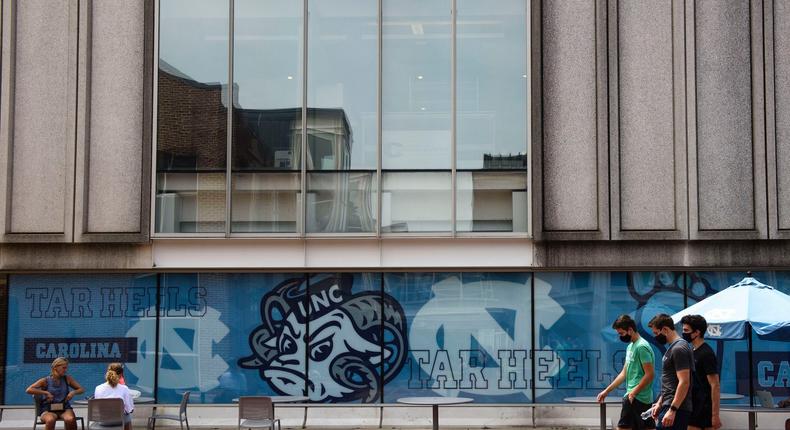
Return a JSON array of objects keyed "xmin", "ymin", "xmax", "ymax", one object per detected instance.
[{"xmin": 660, "ymin": 338, "xmax": 693, "ymax": 411}]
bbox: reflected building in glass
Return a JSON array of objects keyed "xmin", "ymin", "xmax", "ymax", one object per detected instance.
[
  {"xmin": 157, "ymin": 63, "xmax": 356, "ymax": 233},
  {"xmin": 154, "ymin": 0, "xmax": 528, "ymax": 236}
]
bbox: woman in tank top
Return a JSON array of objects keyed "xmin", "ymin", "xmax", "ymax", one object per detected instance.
[{"xmin": 26, "ymin": 357, "xmax": 85, "ymax": 430}]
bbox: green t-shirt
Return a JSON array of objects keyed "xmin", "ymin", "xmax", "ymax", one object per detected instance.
[{"xmin": 625, "ymin": 336, "xmax": 655, "ymax": 404}]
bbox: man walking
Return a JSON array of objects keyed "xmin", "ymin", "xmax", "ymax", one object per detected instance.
[
  {"xmin": 681, "ymin": 314, "xmax": 722, "ymax": 430},
  {"xmin": 649, "ymin": 313, "xmax": 692, "ymax": 430},
  {"xmin": 597, "ymin": 314, "xmax": 656, "ymax": 429}
]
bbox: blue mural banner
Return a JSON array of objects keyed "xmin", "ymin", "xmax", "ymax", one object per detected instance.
[
  {"xmin": 384, "ymin": 272, "xmax": 533, "ymax": 403},
  {"xmin": 4, "ymin": 274, "xmax": 157, "ymax": 404},
  {"xmin": 4, "ymin": 271, "xmax": 784, "ymax": 406}
]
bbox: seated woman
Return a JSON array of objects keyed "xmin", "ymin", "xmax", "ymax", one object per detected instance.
[
  {"xmin": 107, "ymin": 363, "xmax": 126, "ymax": 386},
  {"xmin": 26, "ymin": 357, "xmax": 85, "ymax": 430},
  {"xmin": 94, "ymin": 366, "xmax": 135, "ymax": 430}
]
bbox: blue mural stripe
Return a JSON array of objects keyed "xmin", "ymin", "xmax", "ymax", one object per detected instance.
[
  {"xmin": 174, "ymin": 328, "xmax": 195, "ymax": 350},
  {"xmin": 160, "ymin": 347, "xmax": 182, "ymax": 370},
  {"xmin": 486, "ymin": 307, "xmax": 516, "ymax": 340},
  {"xmin": 470, "ymin": 335, "xmax": 500, "ymax": 368}
]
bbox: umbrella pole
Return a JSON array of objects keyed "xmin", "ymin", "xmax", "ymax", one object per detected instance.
[{"xmin": 748, "ymin": 322, "xmax": 754, "ymax": 408}]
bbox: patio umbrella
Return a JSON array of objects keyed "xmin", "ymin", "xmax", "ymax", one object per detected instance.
[{"xmin": 671, "ymin": 275, "xmax": 790, "ymax": 406}]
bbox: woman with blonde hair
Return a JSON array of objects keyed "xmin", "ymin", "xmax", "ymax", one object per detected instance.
[
  {"xmin": 94, "ymin": 365, "xmax": 135, "ymax": 430},
  {"xmin": 107, "ymin": 363, "xmax": 126, "ymax": 385},
  {"xmin": 26, "ymin": 357, "xmax": 85, "ymax": 430}
]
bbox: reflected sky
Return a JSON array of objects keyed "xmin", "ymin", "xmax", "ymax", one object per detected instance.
[
  {"xmin": 457, "ymin": 0, "xmax": 527, "ymax": 169},
  {"xmin": 382, "ymin": 0, "xmax": 452, "ymax": 170},
  {"xmin": 308, "ymin": 0, "xmax": 377, "ymax": 169}
]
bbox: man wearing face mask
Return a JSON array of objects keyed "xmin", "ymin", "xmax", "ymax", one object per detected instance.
[
  {"xmin": 597, "ymin": 314, "xmax": 656, "ymax": 429},
  {"xmin": 648, "ymin": 313, "xmax": 692, "ymax": 430},
  {"xmin": 681, "ymin": 314, "xmax": 722, "ymax": 430}
]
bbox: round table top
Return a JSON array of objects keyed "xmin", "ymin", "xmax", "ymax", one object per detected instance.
[
  {"xmin": 563, "ymin": 396, "xmax": 622, "ymax": 404},
  {"xmin": 720, "ymin": 393, "xmax": 745, "ymax": 400},
  {"xmin": 721, "ymin": 406, "xmax": 790, "ymax": 413},
  {"xmin": 396, "ymin": 397, "xmax": 474, "ymax": 406},
  {"xmin": 73, "ymin": 396, "xmax": 155, "ymax": 405},
  {"xmin": 232, "ymin": 396, "xmax": 309, "ymax": 403}
]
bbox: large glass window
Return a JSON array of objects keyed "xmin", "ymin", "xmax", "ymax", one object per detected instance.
[
  {"xmin": 231, "ymin": 0, "xmax": 303, "ymax": 233},
  {"xmin": 455, "ymin": 0, "xmax": 528, "ymax": 234},
  {"xmin": 304, "ymin": 0, "xmax": 378, "ymax": 234},
  {"xmin": 155, "ymin": 1, "xmax": 530, "ymax": 236},
  {"xmin": 156, "ymin": 0, "xmax": 229, "ymax": 233}
]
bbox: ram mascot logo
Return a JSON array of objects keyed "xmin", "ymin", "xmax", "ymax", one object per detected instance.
[{"xmin": 239, "ymin": 274, "xmax": 408, "ymax": 403}]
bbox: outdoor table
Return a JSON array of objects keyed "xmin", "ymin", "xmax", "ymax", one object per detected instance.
[
  {"xmin": 73, "ymin": 396, "xmax": 155, "ymax": 405},
  {"xmin": 232, "ymin": 396, "xmax": 309, "ymax": 403},
  {"xmin": 721, "ymin": 406, "xmax": 789, "ymax": 430},
  {"xmin": 396, "ymin": 396, "xmax": 473, "ymax": 430},
  {"xmin": 720, "ymin": 393, "xmax": 745, "ymax": 401},
  {"xmin": 233, "ymin": 396, "xmax": 310, "ymax": 428},
  {"xmin": 563, "ymin": 396, "xmax": 622, "ymax": 430}
]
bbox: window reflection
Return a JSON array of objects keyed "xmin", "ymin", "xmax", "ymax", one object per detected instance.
[
  {"xmin": 382, "ymin": 172, "xmax": 451, "ymax": 233},
  {"xmin": 232, "ymin": 0, "xmax": 302, "ymax": 171},
  {"xmin": 382, "ymin": 0, "xmax": 452, "ymax": 170},
  {"xmin": 457, "ymin": 171, "xmax": 528, "ymax": 232},
  {"xmin": 307, "ymin": 172, "xmax": 377, "ymax": 233},
  {"xmin": 157, "ymin": 0, "xmax": 229, "ymax": 172},
  {"xmin": 308, "ymin": 0, "xmax": 377, "ymax": 170},
  {"xmin": 457, "ymin": 0, "xmax": 527, "ymax": 169},
  {"xmin": 156, "ymin": 173, "xmax": 226, "ymax": 233},
  {"xmin": 231, "ymin": 172, "xmax": 300, "ymax": 232},
  {"xmin": 233, "ymin": 108, "xmax": 302, "ymax": 171},
  {"xmin": 156, "ymin": 0, "xmax": 229, "ymax": 233}
]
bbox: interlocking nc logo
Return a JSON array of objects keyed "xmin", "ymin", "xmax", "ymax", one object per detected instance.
[{"xmin": 707, "ymin": 324, "xmax": 722, "ymax": 337}]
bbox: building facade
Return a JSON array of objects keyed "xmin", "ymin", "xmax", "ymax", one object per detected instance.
[{"xmin": 1, "ymin": 0, "xmax": 789, "ymax": 421}]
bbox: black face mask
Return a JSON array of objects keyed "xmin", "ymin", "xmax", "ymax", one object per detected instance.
[
  {"xmin": 619, "ymin": 334, "xmax": 632, "ymax": 343},
  {"xmin": 655, "ymin": 333, "xmax": 668, "ymax": 345},
  {"xmin": 682, "ymin": 332, "xmax": 695, "ymax": 343}
]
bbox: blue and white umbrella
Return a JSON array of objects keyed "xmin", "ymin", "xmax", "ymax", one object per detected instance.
[
  {"xmin": 672, "ymin": 275, "xmax": 790, "ymax": 406},
  {"xmin": 672, "ymin": 276, "xmax": 790, "ymax": 340}
]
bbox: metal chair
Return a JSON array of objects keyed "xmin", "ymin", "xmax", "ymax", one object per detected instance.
[
  {"xmin": 33, "ymin": 396, "xmax": 85, "ymax": 430},
  {"xmin": 147, "ymin": 391, "xmax": 189, "ymax": 430},
  {"xmin": 86, "ymin": 399, "xmax": 125, "ymax": 430},
  {"xmin": 238, "ymin": 396, "xmax": 280, "ymax": 430}
]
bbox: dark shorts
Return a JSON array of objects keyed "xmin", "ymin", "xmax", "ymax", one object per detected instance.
[
  {"xmin": 656, "ymin": 405, "xmax": 691, "ymax": 430},
  {"xmin": 618, "ymin": 397, "xmax": 655, "ymax": 429},
  {"xmin": 40, "ymin": 408, "xmax": 74, "ymax": 419},
  {"xmin": 688, "ymin": 401, "xmax": 712, "ymax": 428}
]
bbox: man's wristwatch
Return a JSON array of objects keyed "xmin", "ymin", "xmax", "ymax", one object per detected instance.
[{"xmin": 669, "ymin": 405, "xmax": 678, "ymax": 412}]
